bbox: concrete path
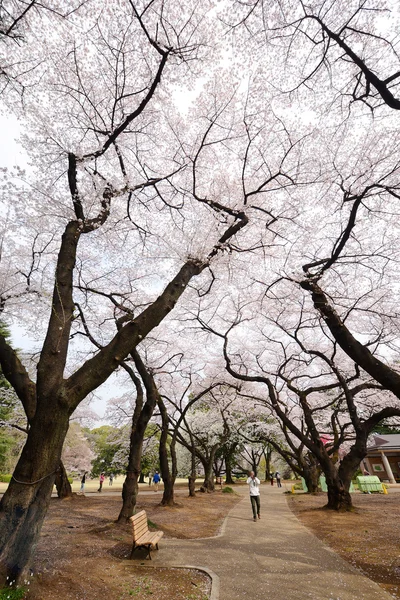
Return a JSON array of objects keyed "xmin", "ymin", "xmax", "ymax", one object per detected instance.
[{"xmin": 147, "ymin": 485, "xmax": 394, "ymax": 600}]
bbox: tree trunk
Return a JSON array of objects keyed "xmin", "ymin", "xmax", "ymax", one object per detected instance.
[
  {"xmin": 223, "ymin": 442, "xmax": 237, "ymax": 484},
  {"xmin": 225, "ymin": 460, "xmax": 235, "ymax": 485},
  {"xmin": 201, "ymin": 458, "xmax": 215, "ymax": 493},
  {"xmin": 188, "ymin": 475, "xmax": 196, "ymax": 496},
  {"xmin": 0, "ymin": 409, "xmax": 69, "ymax": 586},
  {"xmin": 263, "ymin": 447, "xmax": 272, "ymax": 482},
  {"xmin": 158, "ymin": 396, "xmax": 177, "ymax": 507},
  {"xmin": 326, "ymin": 483, "xmax": 353, "ymax": 511},
  {"xmin": 303, "ymin": 464, "xmax": 319, "ymax": 494},
  {"xmin": 138, "ymin": 472, "xmax": 145, "ymax": 484},
  {"xmin": 54, "ymin": 461, "xmax": 73, "ymax": 499},
  {"xmin": 119, "ymin": 470, "xmax": 140, "ymax": 522},
  {"xmin": 188, "ymin": 444, "xmax": 197, "ymax": 497},
  {"xmin": 117, "ymin": 351, "xmax": 159, "ymax": 523}
]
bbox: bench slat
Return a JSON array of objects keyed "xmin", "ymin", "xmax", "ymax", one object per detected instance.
[
  {"xmin": 135, "ymin": 532, "xmax": 163, "ymax": 547},
  {"xmin": 133, "ymin": 525, "xmax": 149, "ymax": 541}
]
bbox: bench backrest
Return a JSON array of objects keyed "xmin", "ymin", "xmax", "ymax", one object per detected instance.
[{"xmin": 130, "ymin": 510, "xmax": 149, "ymax": 541}]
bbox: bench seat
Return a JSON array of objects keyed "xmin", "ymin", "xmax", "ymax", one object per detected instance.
[{"xmin": 129, "ymin": 510, "xmax": 164, "ymax": 560}]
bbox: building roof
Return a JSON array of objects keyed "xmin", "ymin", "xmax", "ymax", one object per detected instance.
[{"xmin": 367, "ymin": 434, "xmax": 400, "ymax": 451}]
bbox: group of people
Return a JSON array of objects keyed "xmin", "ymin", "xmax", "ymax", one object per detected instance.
[
  {"xmin": 79, "ymin": 471, "xmax": 161, "ymax": 493},
  {"xmin": 79, "ymin": 472, "xmax": 115, "ymax": 493},
  {"xmin": 247, "ymin": 471, "xmax": 282, "ymax": 521}
]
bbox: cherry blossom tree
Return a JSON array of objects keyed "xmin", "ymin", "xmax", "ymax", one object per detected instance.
[{"xmin": 0, "ymin": 0, "xmax": 257, "ymax": 583}]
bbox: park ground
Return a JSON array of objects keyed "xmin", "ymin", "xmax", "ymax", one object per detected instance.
[
  {"xmin": 19, "ymin": 483, "xmax": 240, "ymax": 600},
  {"xmin": 289, "ymin": 489, "xmax": 400, "ymax": 599},
  {"xmin": 2, "ymin": 481, "xmax": 400, "ymax": 598}
]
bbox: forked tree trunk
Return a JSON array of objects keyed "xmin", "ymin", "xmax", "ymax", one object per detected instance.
[
  {"xmin": 325, "ymin": 441, "xmax": 368, "ymax": 511},
  {"xmin": 0, "ymin": 408, "xmax": 69, "ymax": 585},
  {"xmin": 54, "ymin": 461, "xmax": 73, "ymax": 499}
]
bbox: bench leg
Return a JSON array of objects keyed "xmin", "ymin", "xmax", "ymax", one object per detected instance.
[{"xmin": 130, "ymin": 545, "xmax": 137, "ymax": 560}]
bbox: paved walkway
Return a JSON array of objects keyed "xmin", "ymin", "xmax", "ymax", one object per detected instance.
[{"xmin": 144, "ymin": 485, "xmax": 394, "ymax": 600}]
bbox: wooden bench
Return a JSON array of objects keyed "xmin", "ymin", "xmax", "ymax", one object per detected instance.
[{"xmin": 129, "ymin": 510, "xmax": 163, "ymax": 560}]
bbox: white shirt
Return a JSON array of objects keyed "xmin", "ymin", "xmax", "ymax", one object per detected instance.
[{"xmin": 247, "ymin": 476, "xmax": 260, "ymax": 496}]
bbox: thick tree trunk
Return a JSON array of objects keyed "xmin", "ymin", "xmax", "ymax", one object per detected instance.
[
  {"xmin": 323, "ymin": 466, "xmax": 353, "ymax": 511},
  {"xmin": 326, "ymin": 486, "xmax": 352, "ymax": 510},
  {"xmin": 54, "ymin": 461, "xmax": 73, "ymax": 499},
  {"xmin": 303, "ymin": 464, "xmax": 319, "ymax": 494},
  {"xmin": 138, "ymin": 472, "xmax": 145, "ymax": 484},
  {"xmin": 0, "ymin": 409, "xmax": 69, "ymax": 586},
  {"xmin": 201, "ymin": 458, "xmax": 215, "ymax": 493}
]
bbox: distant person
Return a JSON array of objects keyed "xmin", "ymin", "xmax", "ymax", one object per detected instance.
[
  {"xmin": 109, "ymin": 473, "xmax": 114, "ymax": 486},
  {"xmin": 80, "ymin": 472, "xmax": 87, "ymax": 492},
  {"xmin": 98, "ymin": 472, "xmax": 105, "ymax": 493},
  {"xmin": 246, "ymin": 471, "xmax": 261, "ymax": 522},
  {"xmin": 270, "ymin": 472, "xmax": 274, "ymax": 486},
  {"xmin": 148, "ymin": 472, "xmax": 152, "ymax": 486},
  {"xmin": 275, "ymin": 471, "xmax": 282, "ymax": 488},
  {"xmin": 153, "ymin": 471, "xmax": 161, "ymax": 492}
]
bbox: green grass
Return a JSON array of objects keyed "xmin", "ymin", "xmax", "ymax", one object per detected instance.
[
  {"xmin": 147, "ymin": 519, "xmax": 158, "ymax": 529},
  {"xmin": 222, "ymin": 486, "xmax": 235, "ymax": 494},
  {"xmin": 0, "ymin": 587, "xmax": 27, "ymax": 599},
  {"xmin": 0, "ymin": 475, "xmax": 12, "ymax": 483}
]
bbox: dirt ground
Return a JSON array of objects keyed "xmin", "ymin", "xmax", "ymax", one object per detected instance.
[
  {"xmin": 288, "ymin": 491, "xmax": 400, "ymax": 599},
  {"xmin": 21, "ymin": 488, "xmax": 240, "ymax": 600}
]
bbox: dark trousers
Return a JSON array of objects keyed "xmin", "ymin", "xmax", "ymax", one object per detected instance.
[
  {"xmin": 250, "ymin": 495, "xmax": 260, "ymax": 518},
  {"xmin": 277, "ymin": 479, "xmax": 282, "ymax": 488}
]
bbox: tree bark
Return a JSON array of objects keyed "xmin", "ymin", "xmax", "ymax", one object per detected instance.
[
  {"xmin": 303, "ymin": 463, "xmax": 319, "ymax": 494},
  {"xmin": 117, "ymin": 350, "xmax": 159, "ymax": 522},
  {"xmin": 200, "ymin": 454, "xmax": 216, "ymax": 492},
  {"xmin": 159, "ymin": 397, "xmax": 177, "ymax": 507},
  {"xmin": 54, "ymin": 461, "xmax": 73, "ymax": 499},
  {"xmin": 0, "ymin": 407, "xmax": 69, "ymax": 584}
]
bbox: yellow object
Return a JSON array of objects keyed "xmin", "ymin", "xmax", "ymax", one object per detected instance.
[
  {"xmin": 291, "ymin": 485, "xmax": 295, "ymax": 494},
  {"xmin": 383, "ymin": 484, "xmax": 388, "ymax": 494}
]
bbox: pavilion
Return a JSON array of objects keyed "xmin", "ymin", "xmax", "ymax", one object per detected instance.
[{"xmin": 363, "ymin": 434, "xmax": 400, "ymax": 484}]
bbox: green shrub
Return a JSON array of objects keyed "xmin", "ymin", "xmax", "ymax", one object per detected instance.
[
  {"xmin": 68, "ymin": 477, "xmax": 73, "ymax": 484},
  {"xmin": 0, "ymin": 586, "xmax": 27, "ymax": 599},
  {"xmin": 222, "ymin": 486, "xmax": 234, "ymax": 494},
  {"xmin": 0, "ymin": 474, "xmax": 12, "ymax": 483}
]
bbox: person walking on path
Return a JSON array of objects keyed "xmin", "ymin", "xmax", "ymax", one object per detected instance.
[
  {"xmin": 246, "ymin": 471, "xmax": 261, "ymax": 521},
  {"xmin": 98, "ymin": 472, "xmax": 105, "ymax": 492},
  {"xmin": 109, "ymin": 473, "xmax": 114, "ymax": 486},
  {"xmin": 80, "ymin": 472, "xmax": 87, "ymax": 492},
  {"xmin": 275, "ymin": 471, "xmax": 282, "ymax": 488},
  {"xmin": 153, "ymin": 471, "xmax": 161, "ymax": 491},
  {"xmin": 148, "ymin": 472, "xmax": 152, "ymax": 486}
]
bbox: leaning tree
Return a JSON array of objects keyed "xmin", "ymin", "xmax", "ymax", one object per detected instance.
[{"xmin": 0, "ymin": 0, "xmax": 256, "ymax": 583}]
